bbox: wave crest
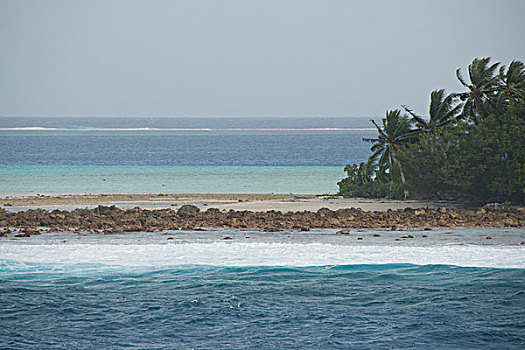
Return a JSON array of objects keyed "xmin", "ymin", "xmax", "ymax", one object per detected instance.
[{"xmin": 1, "ymin": 243, "xmax": 523, "ymax": 272}]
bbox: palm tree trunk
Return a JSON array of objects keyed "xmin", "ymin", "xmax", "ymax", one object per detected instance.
[{"xmin": 396, "ymin": 158, "xmax": 409, "ymax": 199}]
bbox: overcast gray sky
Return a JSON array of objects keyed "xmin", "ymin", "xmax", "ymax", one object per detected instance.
[{"xmin": 1, "ymin": 0, "xmax": 524, "ymax": 118}]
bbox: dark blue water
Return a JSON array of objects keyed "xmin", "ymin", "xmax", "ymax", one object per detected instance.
[
  {"xmin": 0, "ymin": 133, "xmax": 369, "ymax": 166},
  {"xmin": 1, "ymin": 264, "xmax": 524, "ymax": 349}
]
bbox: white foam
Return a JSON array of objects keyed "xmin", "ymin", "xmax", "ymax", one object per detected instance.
[
  {"xmin": 0, "ymin": 127, "xmax": 375, "ymax": 132},
  {"xmin": 1, "ymin": 242, "xmax": 524, "ymax": 269},
  {"xmin": 0, "ymin": 127, "xmax": 60, "ymax": 130}
]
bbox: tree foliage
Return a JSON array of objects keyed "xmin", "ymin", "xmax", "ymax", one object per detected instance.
[
  {"xmin": 403, "ymin": 89, "xmax": 460, "ymax": 135},
  {"xmin": 363, "ymin": 109, "xmax": 416, "ymax": 198},
  {"xmin": 339, "ymin": 57, "xmax": 525, "ymax": 204},
  {"xmin": 337, "ymin": 160, "xmax": 404, "ymax": 199}
]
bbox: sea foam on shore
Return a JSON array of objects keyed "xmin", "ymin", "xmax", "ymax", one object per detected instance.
[{"xmin": 2, "ymin": 229, "xmax": 524, "ymax": 271}]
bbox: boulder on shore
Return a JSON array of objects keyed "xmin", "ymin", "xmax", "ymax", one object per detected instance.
[{"xmin": 177, "ymin": 205, "xmax": 200, "ymax": 217}]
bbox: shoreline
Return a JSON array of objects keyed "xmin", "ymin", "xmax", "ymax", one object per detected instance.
[
  {"xmin": 1, "ymin": 193, "xmax": 452, "ymax": 212},
  {"xmin": 1, "ymin": 193, "xmax": 524, "ymax": 237},
  {"xmin": 1, "ymin": 202, "xmax": 524, "ymax": 236}
]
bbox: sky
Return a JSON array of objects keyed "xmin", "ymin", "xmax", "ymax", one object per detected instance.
[{"xmin": 0, "ymin": 0, "xmax": 524, "ymax": 118}]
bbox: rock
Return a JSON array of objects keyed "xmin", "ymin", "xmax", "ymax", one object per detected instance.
[
  {"xmin": 317, "ymin": 208, "xmax": 334, "ymax": 218},
  {"xmin": 0, "ymin": 203, "xmax": 523, "ymax": 233},
  {"xmin": 328, "ymin": 218, "xmax": 341, "ymax": 226},
  {"xmin": 206, "ymin": 208, "xmax": 221, "ymax": 216},
  {"xmin": 177, "ymin": 205, "xmax": 200, "ymax": 217},
  {"xmin": 96, "ymin": 205, "xmax": 119, "ymax": 216},
  {"xmin": 229, "ymin": 218, "xmax": 241, "ymax": 226},
  {"xmin": 482, "ymin": 203, "xmax": 504, "ymax": 211},
  {"xmin": 22, "ymin": 229, "xmax": 41, "ymax": 235},
  {"xmin": 335, "ymin": 208, "xmax": 361, "ymax": 218},
  {"xmin": 15, "ymin": 232, "xmax": 31, "ymax": 237}
]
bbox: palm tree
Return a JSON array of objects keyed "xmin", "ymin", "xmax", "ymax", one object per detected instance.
[
  {"xmin": 496, "ymin": 60, "xmax": 525, "ymax": 108},
  {"xmin": 363, "ymin": 109, "xmax": 414, "ymax": 198},
  {"xmin": 456, "ymin": 57, "xmax": 500, "ymax": 122},
  {"xmin": 402, "ymin": 89, "xmax": 462, "ymax": 135}
]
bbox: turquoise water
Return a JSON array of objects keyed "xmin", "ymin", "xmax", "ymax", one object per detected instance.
[
  {"xmin": 0, "ymin": 117, "xmax": 373, "ymax": 194},
  {"xmin": 0, "ymin": 165, "xmax": 344, "ymax": 194}
]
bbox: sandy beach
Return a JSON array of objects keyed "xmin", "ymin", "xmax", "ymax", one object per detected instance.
[{"xmin": 1, "ymin": 193, "xmax": 449, "ymax": 212}]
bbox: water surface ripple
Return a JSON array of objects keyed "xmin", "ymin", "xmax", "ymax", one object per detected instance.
[
  {"xmin": 1, "ymin": 229, "xmax": 525, "ymax": 349},
  {"xmin": 1, "ymin": 264, "xmax": 524, "ymax": 349}
]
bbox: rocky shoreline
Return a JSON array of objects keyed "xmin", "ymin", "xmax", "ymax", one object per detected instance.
[{"xmin": 1, "ymin": 204, "xmax": 524, "ymax": 237}]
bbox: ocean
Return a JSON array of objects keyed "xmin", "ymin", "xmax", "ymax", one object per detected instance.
[
  {"xmin": 1, "ymin": 117, "xmax": 524, "ymax": 349},
  {"xmin": 1, "ymin": 229, "xmax": 525, "ymax": 349},
  {"xmin": 0, "ymin": 116, "xmax": 374, "ymax": 194}
]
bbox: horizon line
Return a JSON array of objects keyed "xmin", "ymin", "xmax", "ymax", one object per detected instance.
[{"xmin": 0, "ymin": 114, "xmax": 377, "ymax": 119}]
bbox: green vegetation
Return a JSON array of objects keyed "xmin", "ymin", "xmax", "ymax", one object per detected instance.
[{"xmin": 338, "ymin": 57, "xmax": 525, "ymax": 204}]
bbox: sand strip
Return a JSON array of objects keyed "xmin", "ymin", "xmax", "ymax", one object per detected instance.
[{"xmin": 1, "ymin": 193, "xmax": 451, "ymax": 212}]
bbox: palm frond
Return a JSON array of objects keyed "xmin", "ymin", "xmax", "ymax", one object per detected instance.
[
  {"xmin": 456, "ymin": 68, "xmax": 470, "ymax": 88},
  {"xmin": 402, "ymin": 105, "xmax": 427, "ymax": 128},
  {"xmin": 370, "ymin": 119, "xmax": 387, "ymax": 138}
]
